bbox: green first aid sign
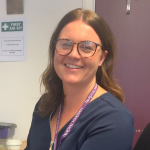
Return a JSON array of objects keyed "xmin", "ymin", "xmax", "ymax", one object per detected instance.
[{"xmin": 1, "ymin": 21, "xmax": 23, "ymax": 32}]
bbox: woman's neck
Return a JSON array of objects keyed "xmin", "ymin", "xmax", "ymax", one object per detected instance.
[{"xmin": 62, "ymin": 79, "xmax": 97, "ymax": 112}]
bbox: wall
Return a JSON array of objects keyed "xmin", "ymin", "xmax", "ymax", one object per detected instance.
[
  {"xmin": 0, "ymin": 0, "xmax": 82, "ymax": 141},
  {"xmin": 96, "ymin": 0, "xmax": 150, "ymax": 146}
]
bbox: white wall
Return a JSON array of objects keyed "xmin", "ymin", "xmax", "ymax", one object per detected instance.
[{"xmin": 0, "ymin": 0, "xmax": 82, "ymax": 141}]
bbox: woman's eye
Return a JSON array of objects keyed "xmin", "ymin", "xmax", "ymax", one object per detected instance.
[
  {"xmin": 62, "ymin": 43, "xmax": 71, "ymax": 48},
  {"xmin": 85, "ymin": 46, "xmax": 93, "ymax": 50},
  {"xmin": 80, "ymin": 47, "xmax": 94, "ymax": 53},
  {"xmin": 80, "ymin": 46, "xmax": 93, "ymax": 50},
  {"xmin": 63, "ymin": 43, "xmax": 70, "ymax": 46}
]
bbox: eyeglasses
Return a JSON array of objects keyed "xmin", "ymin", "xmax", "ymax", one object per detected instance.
[{"xmin": 55, "ymin": 39, "xmax": 102, "ymax": 58}]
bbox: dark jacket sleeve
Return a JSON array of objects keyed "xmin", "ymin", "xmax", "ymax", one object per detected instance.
[{"xmin": 24, "ymin": 100, "xmax": 40, "ymax": 150}]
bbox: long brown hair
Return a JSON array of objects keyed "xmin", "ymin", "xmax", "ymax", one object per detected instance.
[{"xmin": 39, "ymin": 8, "xmax": 124, "ymax": 118}]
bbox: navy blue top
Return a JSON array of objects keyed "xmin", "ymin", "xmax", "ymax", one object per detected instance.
[{"xmin": 24, "ymin": 92, "xmax": 134, "ymax": 150}]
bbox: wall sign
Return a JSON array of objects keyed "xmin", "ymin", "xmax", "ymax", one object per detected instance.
[
  {"xmin": 2, "ymin": 21, "xmax": 23, "ymax": 32},
  {"xmin": 0, "ymin": 18, "xmax": 27, "ymax": 61}
]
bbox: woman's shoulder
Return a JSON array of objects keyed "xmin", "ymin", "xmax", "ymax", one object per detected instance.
[
  {"xmin": 85, "ymin": 92, "xmax": 134, "ymax": 136},
  {"xmin": 33, "ymin": 93, "xmax": 48, "ymax": 111},
  {"xmin": 86, "ymin": 92, "xmax": 134, "ymax": 123},
  {"xmin": 33, "ymin": 99, "xmax": 40, "ymax": 111},
  {"xmin": 32, "ymin": 94, "xmax": 48, "ymax": 121},
  {"xmin": 92, "ymin": 91, "xmax": 131, "ymax": 112}
]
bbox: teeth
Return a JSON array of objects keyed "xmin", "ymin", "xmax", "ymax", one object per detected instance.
[{"xmin": 65, "ymin": 64, "xmax": 82, "ymax": 69}]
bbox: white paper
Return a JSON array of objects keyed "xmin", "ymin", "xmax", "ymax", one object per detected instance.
[{"xmin": 0, "ymin": 18, "xmax": 27, "ymax": 61}]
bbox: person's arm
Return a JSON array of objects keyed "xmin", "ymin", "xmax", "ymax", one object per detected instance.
[
  {"xmin": 24, "ymin": 100, "xmax": 40, "ymax": 150},
  {"xmin": 24, "ymin": 127, "xmax": 31, "ymax": 150},
  {"xmin": 80, "ymin": 109, "xmax": 134, "ymax": 150}
]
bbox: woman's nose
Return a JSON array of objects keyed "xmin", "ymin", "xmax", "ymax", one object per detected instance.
[{"xmin": 67, "ymin": 44, "xmax": 81, "ymax": 59}]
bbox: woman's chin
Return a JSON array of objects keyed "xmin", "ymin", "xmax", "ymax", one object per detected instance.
[{"xmin": 62, "ymin": 79, "xmax": 82, "ymax": 85}]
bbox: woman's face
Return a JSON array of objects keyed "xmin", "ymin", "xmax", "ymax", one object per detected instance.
[{"xmin": 54, "ymin": 20, "xmax": 107, "ymax": 86}]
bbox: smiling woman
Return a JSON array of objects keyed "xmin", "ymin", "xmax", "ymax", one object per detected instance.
[{"xmin": 24, "ymin": 8, "xmax": 134, "ymax": 150}]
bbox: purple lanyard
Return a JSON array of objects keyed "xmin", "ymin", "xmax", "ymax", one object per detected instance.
[{"xmin": 53, "ymin": 83, "xmax": 98, "ymax": 150}]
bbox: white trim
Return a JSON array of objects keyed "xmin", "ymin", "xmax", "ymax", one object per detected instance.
[{"xmin": 82, "ymin": 0, "xmax": 95, "ymax": 12}]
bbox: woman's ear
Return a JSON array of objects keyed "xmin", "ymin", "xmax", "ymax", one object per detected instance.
[{"xmin": 99, "ymin": 50, "xmax": 108, "ymax": 66}]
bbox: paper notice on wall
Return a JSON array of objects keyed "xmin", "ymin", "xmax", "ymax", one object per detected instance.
[{"xmin": 0, "ymin": 18, "xmax": 27, "ymax": 61}]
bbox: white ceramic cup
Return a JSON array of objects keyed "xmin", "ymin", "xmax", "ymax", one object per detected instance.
[{"xmin": 6, "ymin": 140, "xmax": 22, "ymax": 150}]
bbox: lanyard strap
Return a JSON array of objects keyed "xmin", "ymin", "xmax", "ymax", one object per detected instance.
[{"xmin": 53, "ymin": 83, "xmax": 98, "ymax": 150}]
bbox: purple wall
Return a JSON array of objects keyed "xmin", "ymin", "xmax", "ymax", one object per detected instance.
[{"xmin": 96, "ymin": 0, "xmax": 150, "ymax": 147}]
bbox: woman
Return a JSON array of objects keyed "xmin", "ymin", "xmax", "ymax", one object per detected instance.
[{"xmin": 25, "ymin": 8, "xmax": 134, "ymax": 150}]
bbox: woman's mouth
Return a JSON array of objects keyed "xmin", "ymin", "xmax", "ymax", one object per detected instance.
[{"xmin": 65, "ymin": 64, "xmax": 83, "ymax": 69}]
